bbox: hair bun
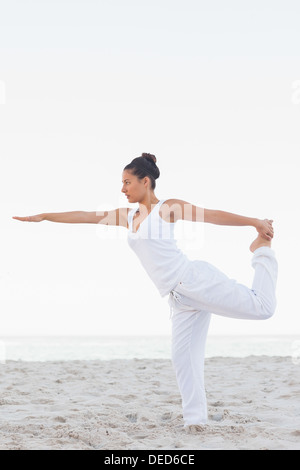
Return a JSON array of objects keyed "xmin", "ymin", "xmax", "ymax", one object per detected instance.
[
  {"xmin": 141, "ymin": 153, "xmax": 157, "ymax": 164},
  {"xmin": 125, "ymin": 153, "xmax": 160, "ymax": 187}
]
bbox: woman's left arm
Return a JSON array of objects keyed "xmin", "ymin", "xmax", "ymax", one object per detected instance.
[
  {"xmin": 205, "ymin": 209, "xmax": 274, "ymax": 241},
  {"xmin": 164, "ymin": 199, "xmax": 274, "ymax": 241}
]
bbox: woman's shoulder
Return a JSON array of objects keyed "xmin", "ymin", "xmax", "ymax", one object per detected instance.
[
  {"xmin": 161, "ymin": 199, "xmax": 189, "ymax": 211},
  {"xmin": 160, "ymin": 199, "xmax": 186, "ymax": 223},
  {"xmin": 161, "ymin": 198, "xmax": 184, "ymax": 207}
]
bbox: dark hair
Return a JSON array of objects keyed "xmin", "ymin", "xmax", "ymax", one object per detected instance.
[{"xmin": 123, "ymin": 153, "xmax": 160, "ymax": 190}]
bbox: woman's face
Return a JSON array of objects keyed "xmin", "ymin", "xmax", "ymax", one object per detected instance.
[{"xmin": 121, "ymin": 170, "xmax": 148, "ymax": 203}]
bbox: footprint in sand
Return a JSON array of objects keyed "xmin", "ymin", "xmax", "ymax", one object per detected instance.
[
  {"xmin": 54, "ymin": 416, "xmax": 67, "ymax": 423},
  {"xmin": 161, "ymin": 412, "xmax": 173, "ymax": 421},
  {"xmin": 126, "ymin": 413, "xmax": 137, "ymax": 423},
  {"xmin": 146, "ymin": 423, "xmax": 157, "ymax": 429},
  {"xmin": 211, "ymin": 401, "xmax": 225, "ymax": 407}
]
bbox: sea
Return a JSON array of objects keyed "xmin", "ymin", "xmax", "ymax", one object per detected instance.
[{"xmin": 1, "ymin": 335, "xmax": 300, "ymax": 362}]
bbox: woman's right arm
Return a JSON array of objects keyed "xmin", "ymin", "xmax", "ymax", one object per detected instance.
[
  {"xmin": 12, "ymin": 208, "xmax": 130, "ymax": 227},
  {"xmin": 44, "ymin": 212, "xmax": 94, "ymax": 223}
]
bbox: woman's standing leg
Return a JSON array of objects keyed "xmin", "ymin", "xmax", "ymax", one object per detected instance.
[{"xmin": 170, "ymin": 293, "xmax": 211, "ymax": 426}]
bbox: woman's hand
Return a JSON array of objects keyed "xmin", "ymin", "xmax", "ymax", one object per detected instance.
[
  {"xmin": 256, "ymin": 219, "xmax": 274, "ymax": 241},
  {"xmin": 12, "ymin": 214, "xmax": 44, "ymax": 222}
]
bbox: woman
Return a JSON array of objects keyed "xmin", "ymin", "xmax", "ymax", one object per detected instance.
[{"xmin": 13, "ymin": 153, "xmax": 278, "ymax": 429}]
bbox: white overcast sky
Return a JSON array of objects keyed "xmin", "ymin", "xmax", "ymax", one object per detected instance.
[{"xmin": 0, "ymin": 0, "xmax": 300, "ymax": 336}]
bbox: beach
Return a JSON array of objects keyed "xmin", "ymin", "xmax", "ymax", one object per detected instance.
[{"xmin": 0, "ymin": 356, "xmax": 299, "ymax": 450}]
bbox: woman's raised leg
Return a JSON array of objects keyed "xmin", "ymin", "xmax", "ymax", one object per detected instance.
[{"xmin": 173, "ymin": 237, "xmax": 278, "ymax": 321}]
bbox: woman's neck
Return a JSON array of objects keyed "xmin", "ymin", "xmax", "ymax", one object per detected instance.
[{"xmin": 138, "ymin": 195, "xmax": 160, "ymax": 214}]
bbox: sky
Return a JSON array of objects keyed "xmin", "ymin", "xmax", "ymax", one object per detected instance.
[{"xmin": 0, "ymin": 0, "xmax": 300, "ymax": 337}]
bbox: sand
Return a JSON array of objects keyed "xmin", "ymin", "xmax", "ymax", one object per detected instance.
[{"xmin": 0, "ymin": 356, "xmax": 299, "ymax": 450}]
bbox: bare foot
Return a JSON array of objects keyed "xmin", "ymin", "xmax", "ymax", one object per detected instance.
[{"xmin": 250, "ymin": 235, "xmax": 271, "ymax": 253}]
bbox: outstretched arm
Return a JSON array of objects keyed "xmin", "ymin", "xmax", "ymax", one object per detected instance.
[
  {"xmin": 164, "ymin": 199, "xmax": 274, "ymax": 241},
  {"xmin": 204, "ymin": 209, "xmax": 260, "ymax": 227},
  {"xmin": 204, "ymin": 209, "xmax": 274, "ymax": 241},
  {"xmin": 12, "ymin": 208, "xmax": 130, "ymax": 227},
  {"xmin": 13, "ymin": 212, "xmax": 95, "ymax": 223},
  {"xmin": 13, "ymin": 212, "xmax": 93, "ymax": 223}
]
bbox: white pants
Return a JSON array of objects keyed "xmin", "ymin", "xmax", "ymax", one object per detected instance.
[{"xmin": 168, "ymin": 247, "xmax": 278, "ymax": 426}]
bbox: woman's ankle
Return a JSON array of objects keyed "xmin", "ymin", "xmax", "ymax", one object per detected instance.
[{"xmin": 250, "ymin": 235, "xmax": 271, "ymax": 253}]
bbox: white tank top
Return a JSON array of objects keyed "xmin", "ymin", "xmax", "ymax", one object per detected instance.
[{"xmin": 127, "ymin": 199, "xmax": 191, "ymax": 297}]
